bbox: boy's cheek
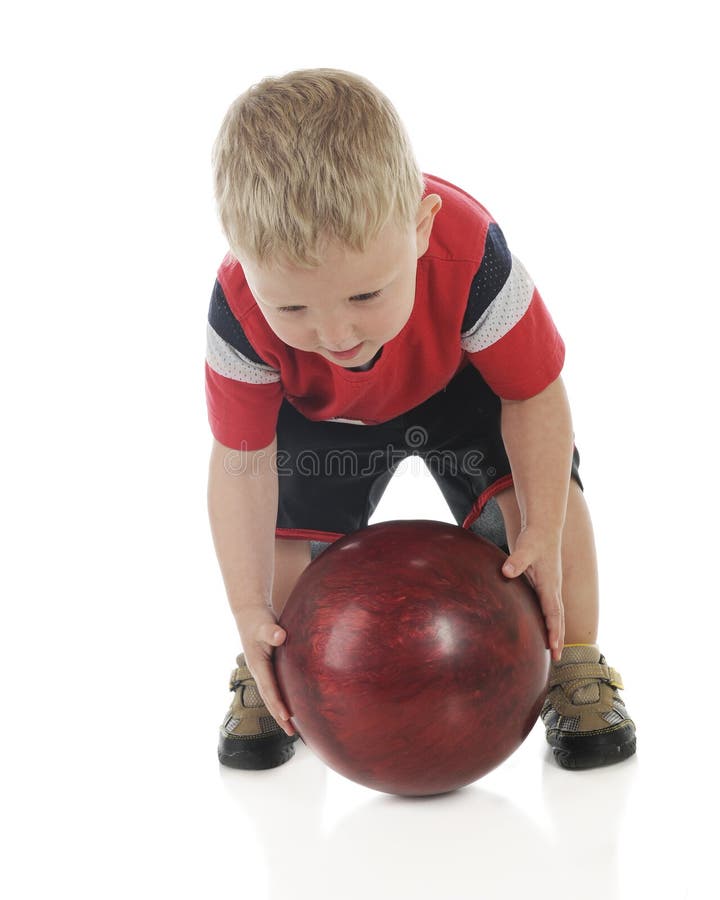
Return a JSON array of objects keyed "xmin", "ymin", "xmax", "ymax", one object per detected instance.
[
  {"xmin": 263, "ymin": 318, "xmax": 300, "ymax": 345},
  {"xmin": 276, "ymin": 328, "xmax": 315, "ymax": 352}
]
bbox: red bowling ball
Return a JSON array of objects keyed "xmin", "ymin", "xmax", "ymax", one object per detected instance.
[{"xmin": 275, "ymin": 519, "xmax": 550, "ymax": 796}]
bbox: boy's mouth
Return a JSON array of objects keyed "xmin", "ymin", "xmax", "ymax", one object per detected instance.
[{"xmin": 325, "ymin": 342, "xmax": 365, "ymax": 361}]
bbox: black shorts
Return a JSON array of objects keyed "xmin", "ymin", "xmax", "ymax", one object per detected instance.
[{"xmin": 275, "ymin": 362, "xmax": 582, "ymax": 555}]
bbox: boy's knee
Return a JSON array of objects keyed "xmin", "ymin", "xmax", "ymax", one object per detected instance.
[
  {"xmin": 494, "ymin": 486, "xmax": 521, "ymax": 545},
  {"xmin": 272, "ymin": 539, "xmax": 312, "ymax": 617}
]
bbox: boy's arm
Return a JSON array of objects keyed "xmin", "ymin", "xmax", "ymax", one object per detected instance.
[
  {"xmin": 207, "ymin": 436, "xmax": 294, "ymax": 734},
  {"xmin": 498, "ymin": 375, "xmax": 575, "ymax": 660}
]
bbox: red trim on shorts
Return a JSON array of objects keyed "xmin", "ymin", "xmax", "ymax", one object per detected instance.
[
  {"xmin": 275, "ymin": 527, "xmax": 345, "ymax": 543},
  {"xmin": 278, "ymin": 475, "xmax": 517, "ymax": 542},
  {"xmin": 462, "ymin": 474, "xmax": 514, "ymax": 530}
]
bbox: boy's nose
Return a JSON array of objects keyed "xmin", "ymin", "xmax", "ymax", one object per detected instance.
[{"xmin": 319, "ymin": 322, "xmax": 357, "ymax": 352}]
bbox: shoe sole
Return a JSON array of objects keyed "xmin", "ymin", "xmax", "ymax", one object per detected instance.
[
  {"xmin": 218, "ymin": 733, "xmax": 300, "ymax": 770},
  {"xmin": 548, "ymin": 725, "xmax": 637, "ymax": 770}
]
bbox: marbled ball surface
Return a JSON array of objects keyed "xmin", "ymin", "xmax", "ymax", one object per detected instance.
[{"xmin": 275, "ymin": 520, "xmax": 550, "ymax": 796}]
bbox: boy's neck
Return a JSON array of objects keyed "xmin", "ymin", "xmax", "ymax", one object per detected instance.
[{"xmin": 347, "ymin": 346, "xmax": 383, "ymax": 372}]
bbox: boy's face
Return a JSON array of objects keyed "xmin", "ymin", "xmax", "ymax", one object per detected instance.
[{"xmin": 240, "ymin": 194, "xmax": 442, "ymax": 368}]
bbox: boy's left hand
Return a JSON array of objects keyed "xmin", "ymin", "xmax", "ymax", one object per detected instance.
[{"xmin": 501, "ymin": 527, "xmax": 564, "ymax": 662}]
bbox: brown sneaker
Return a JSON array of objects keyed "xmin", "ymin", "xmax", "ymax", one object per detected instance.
[
  {"xmin": 218, "ymin": 654, "xmax": 299, "ymax": 770},
  {"xmin": 541, "ymin": 644, "xmax": 637, "ymax": 769}
]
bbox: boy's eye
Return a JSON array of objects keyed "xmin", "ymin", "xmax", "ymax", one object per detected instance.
[
  {"xmin": 278, "ymin": 290, "xmax": 382, "ymax": 314},
  {"xmin": 351, "ymin": 290, "xmax": 382, "ymax": 302}
]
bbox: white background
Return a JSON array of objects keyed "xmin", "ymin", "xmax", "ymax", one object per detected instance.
[{"xmin": 2, "ymin": 1, "xmax": 718, "ymax": 897}]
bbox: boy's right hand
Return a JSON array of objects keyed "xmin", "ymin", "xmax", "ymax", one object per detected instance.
[{"xmin": 236, "ymin": 605, "xmax": 296, "ymax": 737}]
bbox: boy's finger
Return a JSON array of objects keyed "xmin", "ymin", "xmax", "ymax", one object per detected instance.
[
  {"xmin": 550, "ymin": 634, "xmax": 562, "ymax": 662},
  {"xmin": 253, "ymin": 659, "xmax": 295, "ymax": 736},
  {"xmin": 547, "ymin": 623, "xmax": 560, "ymax": 660},
  {"xmin": 543, "ymin": 617, "xmax": 560, "ymax": 662},
  {"xmin": 541, "ymin": 596, "xmax": 564, "ymax": 662},
  {"xmin": 502, "ymin": 555, "xmax": 528, "ymax": 578},
  {"xmin": 259, "ymin": 623, "xmax": 286, "ymax": 646},
  {"xmin": 260, "ymin": 686, "xmax": 295, "ymax": 736}
]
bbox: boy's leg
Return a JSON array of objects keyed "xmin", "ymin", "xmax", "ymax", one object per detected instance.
[
  {"xmin": 494, "ymin": 479, "xmax": 599, "ymax": 645},
  {"xmin": 218, "ymin": 538, "xmax": 311, "ymax": 770},
  {"xmin": 494, "ymin": 481, "xmax": 635, "ymax": 769},
  {"xmin": 271, "ymin": 538, "xmax": 312, "ymax": 618}
]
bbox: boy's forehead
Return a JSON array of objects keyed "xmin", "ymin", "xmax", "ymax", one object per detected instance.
[{"xmin": 245, "ymin": 223, "xmax": 412, "ymax": 304}]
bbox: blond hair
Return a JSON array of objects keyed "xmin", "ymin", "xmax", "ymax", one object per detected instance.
[{"xmin": 212, "ymin": 68, "xmax": 425, "ymax": 269}]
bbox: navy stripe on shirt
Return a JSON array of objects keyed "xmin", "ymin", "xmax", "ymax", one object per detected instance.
[
  {"xmin": 208, "ymin": 280, "xmax": 270, "ymax": 366},
  {"xmin": 460, "ymin": 223, "xmax": 513, "ymax": 334}
]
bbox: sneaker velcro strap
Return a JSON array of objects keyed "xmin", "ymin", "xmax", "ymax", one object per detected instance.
[{"xmin": 549, "ymin": 662, "xmax": 625, "ymax": 691}]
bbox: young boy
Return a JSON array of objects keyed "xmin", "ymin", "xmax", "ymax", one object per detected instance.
[{"xmin": 206, "ymin": 69, "xmax": 636, "ymax": 774}]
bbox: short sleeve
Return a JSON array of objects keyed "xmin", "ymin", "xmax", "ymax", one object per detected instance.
[
  {"xmin": 205, "ymin": 280, "xmax": 283, "ymax": 450},
  {"xmin": 460, "ymin": 223, "xmax": 565, "ymax": 399}
]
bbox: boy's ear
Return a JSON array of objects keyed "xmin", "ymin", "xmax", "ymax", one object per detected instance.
[{"xmin": 415, "ymin": 194, "xmax": 442, "ymax": 258}]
